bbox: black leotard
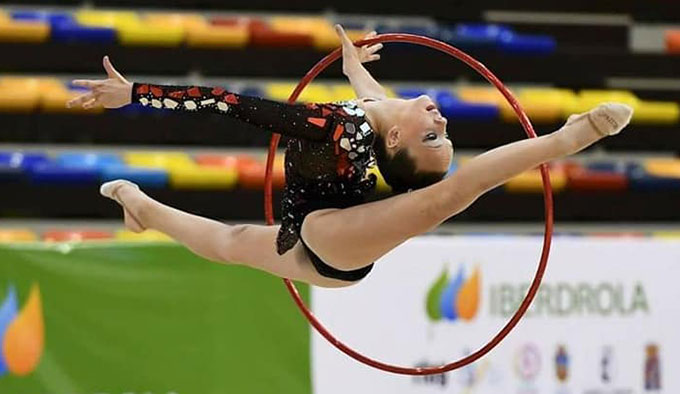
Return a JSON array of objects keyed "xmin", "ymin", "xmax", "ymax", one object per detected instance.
[{"xmin": 131, "ymin": 83, "xmax": 377, "ymax": 281}]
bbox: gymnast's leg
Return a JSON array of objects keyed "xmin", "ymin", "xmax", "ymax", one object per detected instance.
[
  {"xmin": 102, "ymin": 183, "xmax": 351, "ymax": 287},
  {"xmin": 301, "ymin": 103, "xmax": 634, "ymax": 270}
]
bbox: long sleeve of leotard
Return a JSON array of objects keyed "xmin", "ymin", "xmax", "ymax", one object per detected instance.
[{"xmin": 131, "ymin": 82, "xmax": 336, "ymax": 142}]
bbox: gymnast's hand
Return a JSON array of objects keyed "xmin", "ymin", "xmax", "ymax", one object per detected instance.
[
  {"xmin": 66, "ymin": 56, "xmax": 133, "ymax": 109},
  {"xmin": 335, "ymin": 25, "xmax": 383, "ymax": 75}
]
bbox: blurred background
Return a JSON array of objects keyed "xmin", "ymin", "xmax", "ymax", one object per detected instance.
[{"xmin": 0, "ymin": 0, "xmax": 677, "ymax": 393}]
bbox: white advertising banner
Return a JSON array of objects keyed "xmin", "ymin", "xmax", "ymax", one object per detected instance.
[{"xmin": 311, "ymin": 236, "xmax": 678, "ymax": 394}]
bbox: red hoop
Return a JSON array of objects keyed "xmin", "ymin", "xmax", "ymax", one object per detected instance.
[{"xmin": 264, "ymin": 33, "xmax": 554, "ymax": 375}]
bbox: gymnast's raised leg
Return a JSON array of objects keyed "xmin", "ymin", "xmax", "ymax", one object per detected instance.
[{"xmin": 300, "ymin": 103, "xmax": 633, "ymax": 270}]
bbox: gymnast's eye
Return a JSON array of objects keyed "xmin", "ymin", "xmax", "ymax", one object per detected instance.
[{"xmin": 425, "ymin": 132, "xmax": 438, "ymax": 141}]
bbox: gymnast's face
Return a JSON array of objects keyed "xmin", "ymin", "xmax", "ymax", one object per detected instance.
[{"xmin": 383, "ymin": 95, "xmax": 453, "ymax": 173}]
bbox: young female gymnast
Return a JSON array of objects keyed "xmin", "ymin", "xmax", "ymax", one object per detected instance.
[{"xmin": 67, "ymin": 25, "xmax": 633, "ymax": 288}]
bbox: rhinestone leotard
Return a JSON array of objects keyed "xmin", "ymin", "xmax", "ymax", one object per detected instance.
[{"xmin": 131, "ymin": 83, "xmax": 378, "ymax": 260}]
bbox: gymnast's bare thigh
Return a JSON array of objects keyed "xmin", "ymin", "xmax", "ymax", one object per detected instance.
[{"xmin": 227, "ymin": 224, "xmax": 355, "ymax": 288}]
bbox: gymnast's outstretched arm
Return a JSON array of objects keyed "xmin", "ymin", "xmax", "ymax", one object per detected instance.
[
  {"xmin": 67, "ymin": 56, "xmax": 338, "ymax": 142},
  {"xmin": 335, "ymin": 25, "xmax": 387, "ymax": 100}
]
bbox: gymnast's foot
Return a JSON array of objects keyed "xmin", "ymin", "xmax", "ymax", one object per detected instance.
[
  {"xmin": 100, "ymin": 180, "xmax": 146, "ymax": 233},
  {"xmin": 559, "ymin": 102, "xmax": 633, "ymax": 155},
  {"xmin": 566, "ymin": 102, "xmax": 634, "ymax": 137}
]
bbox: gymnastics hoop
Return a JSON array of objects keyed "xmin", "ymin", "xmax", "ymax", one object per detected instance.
[{"xmin": 264, "ymin": 33, "xmax": 554, "ymax": 376}]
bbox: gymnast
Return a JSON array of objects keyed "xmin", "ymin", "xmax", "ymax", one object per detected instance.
[{"xmin": 67, "ymin": 25, "xmax": 633, "ymax": 288}]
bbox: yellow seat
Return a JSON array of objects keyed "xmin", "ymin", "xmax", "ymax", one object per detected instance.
[
  {"xmin": 500, "ymin": 88, "xmax": 576, "ymax": 124},
  {"xmin": 0, "ymin": 77, "xmax": 42, "ymax": 112},
  {"xmin": 124, "ymin": 152, "xmax": 195, "ymax": 170},
  {"xmin": 144, "ymin": 13, "xmax": 206, "ymax": 30},
  {"xmin": 383, "ymin": 86, "xmax": 397, "ymax": 98},
  {"xmin": 265, "ymin": 82, "xmax": 335, "ymax": 103},
  {"xmin": 0, "ymin": 229, "xmax": 37, "ymax": 242},
  {"xmin": 566, "ymin": 90, "xmax": 639, "ymax": 117},
  {"xmin": 116, "ymin": 229, "xmax": 173, "ymax": 242},
  {"xmin": 118, "ymin": 23, "xmax": 184, "ymax": 46},
  {"xmin": 454, "ymin": 155, "xmax": 474, "ymax": 166},
  {"xmin": 330, "ymin": 84, "xmax": 358, "ymax": 101},
  {"xmin": 367, "ymin": 166, "xmax": 391, "ymax": 192},
  {"xmin": 169, "ymin": 165, "xmax": 238, "ymax": 189},
  {"xmin": 28, "ymin": 78, "xmax": 99, "ymax": 113},
  {"xmin": 75, "ymin": 10, "xmax": 140, "ymax": 28},
  {"xmin": 313, "ymin": 28, "xmax": 368, "ymax": 50},
  {"xmin": 653, "ymin": 231, "xmax": 680, "ymax": 239},
  {"xmin": 269, "ymin": 17, "xmax": 366, "ymax": 50},
  {"xmin": 270, "ymin": 17, "xmax": 330, "ymax": 34},
  {"xmin": 140, "ymin": 14, "xmax": 208, "ymax": 46},
  {"xmin": 643, "ymin": 159, "xmax": 680, "ymax": 177},
  {"xmin": 0, "ymin": 19, "xmax": 49, "ymax": 43},
  {"xmin": 77, "ymin": 10, "xmax": 185, "ymax": 46},
  {"xmin": 505, "ymin": 167, "xmax": 567, "ymax": 193},
  {"xmin": 185, "ymin": 18, "xmax": 248, "ymax": 48},
  {"xmin": 457, "ymin": 87, "xmax": 506, "ymax": 105},
  {"xmin": 42, "ymin": 87, "xmax": 103, "ymax": 113},
  {"xmin": 633, "ymin": 101, "xmax": 679, "ymax": 124}
]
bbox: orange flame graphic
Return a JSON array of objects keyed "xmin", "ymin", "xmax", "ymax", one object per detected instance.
[{"xmin": 2, "ymin": 284, "xmax": 44, "ymax": 376}]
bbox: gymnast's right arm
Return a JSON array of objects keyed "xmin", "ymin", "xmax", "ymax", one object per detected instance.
[{"xmin": 67, "ymin": 56, "xmax": 333, "ymax": 142}]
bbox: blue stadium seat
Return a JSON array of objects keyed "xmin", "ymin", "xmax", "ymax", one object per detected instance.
[
  {"xmin": 56, "ymin": 152, "xmax": 124, "ymax": 169},
  {"xmin": 9, "ymin": 10, "xmax": 71, "ymax": 25},
  {"xmin": 28, "ymin": 163, "xmax": 99, "ymax": 185},
  {"xmin": 627, "ymin": 164, "xmax": 680, "ymax": 191},
  {"xmin": 497, "ymin": 33, "xmax": 557, "ymax": 55},
  {"xmin": 239, "ymin": 86, "xmax": 265, "ymax": 98},
  {"xmin": 442, "ymin": 23, "xmax": 513, "ymax": 48},
  {"xmin": 439, "ymin": 98, "xmax": 499, "ymax": 121},
  {"xmin": 0, "ymin": 152, "xmax": 49, "ymax": 170},
  {"xmin": 50, "ymin": 18, "xmax": 116, "ymax": 44},
  {"xmin": 446, "ymin": 162, "xmax": 457, "ymax": 177},
  {"xmin": 586, "ymin": 161, "xmax": 626, "ymax": 173},
  {"xmin": 445, "ymin": 101, "xmax": 499, "ymax": 121},
  {"xmin": 395, "ymin": 88, "xmax": 499, "ymax": 121},
  {"xmin": 395, "ymin": 87, "xmax": 427, "ymax": 99},
  {"xmin": 100, "ymin": 165, "xmax": 169, "ymax": 188}
]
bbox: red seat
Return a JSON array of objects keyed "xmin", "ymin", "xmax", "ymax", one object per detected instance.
[
  {"xmin": 236, "ymin": 155, "xmax": 285, "ymax": 190},
  {"xmin": 194, "ymin": 154, "xmax": 239, "ymax": 168},
  {"xmin": 43, "ymin": 230, "xmax": 113, "ymax": 242},
  {"xmin": 247, "ymin": 19, "xmax": 313, "ymax": 47},
  {"xmin": 665, "ymin": 30, "xmax": 680, "ymax": 53},
  {"xmin": 564, "ymin": 163, "xmax": 628, "ymax": 191}
]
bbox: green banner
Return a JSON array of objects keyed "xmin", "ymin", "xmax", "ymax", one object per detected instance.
[{"xmin": 0, "ymin": 242, "xmax": 311, "ymax": 394}]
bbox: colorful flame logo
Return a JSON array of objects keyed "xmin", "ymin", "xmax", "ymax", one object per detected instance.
[
  {"xmin": 426, "ymin": 266, "xmax": 480, "ymax": 322},
  {"xmin": 0, "ymin": 284, "xmax": 44, "ymax": 377}
]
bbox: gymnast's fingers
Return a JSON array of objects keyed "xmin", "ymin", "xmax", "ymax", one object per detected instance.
[
  {"xmin": 82, "ymin": 98, "xmax": 98, "ymax": 109},
  {"xmin": 364, "ymin": 31, "xmax": 377, "ymax": 39},
  {"xmin": 103, "ymin": 55, "xmax": 128, "ymax": 83},
  {"xmin": 366, "ymin": 43, "xmax": 383, "ymax": 54},
  {"xmin": 365, "ymin": 54, "xmax": 381, "ymax": 63},
  {"xmin": 71, "ymin": 79, "xmax": 104, "ymax": 89},
  {"xmin": 66, "ymin": 92, "xmax": 96, "ymax": 108},
  {"xmin": 334, "ymin": 24, "xmax": 353, "ymax": 45}
]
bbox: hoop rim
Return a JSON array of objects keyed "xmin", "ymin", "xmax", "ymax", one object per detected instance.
[{"xmin": 263, "ymin": 33, "xmax": 554, "ymax": 375}]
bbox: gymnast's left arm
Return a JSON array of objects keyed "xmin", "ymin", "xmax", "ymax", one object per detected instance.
[{"xmin": 335, "ymin": 25, "xmax": 387, "ymax": 100}]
